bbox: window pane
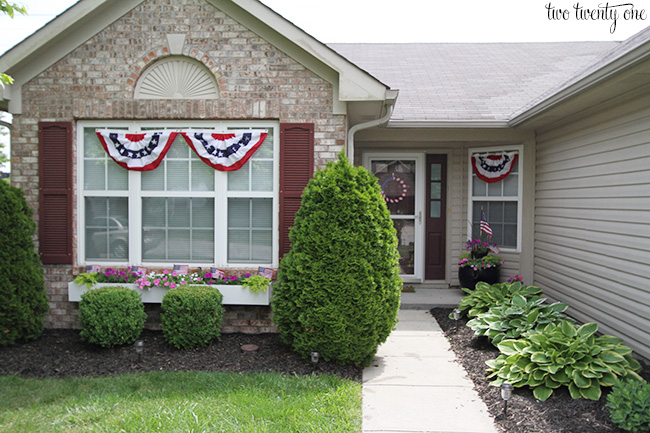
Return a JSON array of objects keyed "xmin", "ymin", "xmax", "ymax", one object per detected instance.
[
  {"xmin": 255, "ymin": 128, "xmax": 274, "ymax": 159},
  {"xmin": 251, "ymin": 160, "xmax": 273, "ymax": 191},
  {"xmin": 503, "ymin": 174, "xmax": 518, "ymax": 196},
  {"xmin": 228, "ymin": 198, "xmax": 273, "ymax": 263},
  {"xmin": 191, "ymin": 160, "xmax": 215, "ymax": 191},
  {"xmin": 489, "ymin": 202, "xmax": 504, "ymax": 223},
  {"xmin": 228, "ymin": 198, "xmax": 250, "ymax": 228},
  {"xmin": 141, "ymin": 166, "xmax": 164, "ymax": 191},
  {"xmin": 192, "ymin": 199, "xmax": 214, "ymax": 228},
  {"xmin": 472, "ymin": 176, "xmax": 486, "ymax": 197},
  {"xmin": 252, "ymin": 199, "xmax": 272, "ymax": 228},
  {"xmin": 371, "ymin": 160, "xmax": 416, "ymax": 216},
  {"xmin": 167, "ymin": 139, "xmax": 187, "ymax": 158},
  {"xmin": 487, "ymin": 180, "xmax": 502, "ymax": 197},
  {"xmin": 430, "ymin": 164, "xmax": 441, "ymax": 181},
  {"xmin": 106, "ymin": 162, "xmax": 128, "ymax": 190},
  {"xmin": 504, "ymin": 224, "xmax": 517, "ymax": 248},
  {"xmin": 84, "ymin": 128, "xmax": 106, "ymax": 158},
  {"xmin": 168, "ymin": 229, "xmax": 190, "ymax": 259},
  {"xmin": 393, "ymin": 219, "xmax": 415, "ymax": 275},
  {"xmin": 84, "ymin": 160, "xmax": 106, "ymax": 190},
  {"xmin": 228, "ymin": 230, "xmax": 250, "ymax": 261},
  {"xmin": 251, "ymin": 231, "xmax": 272, "ymax": 261},
  {"xmin": 504, "ymin": 202, "xmax": 518, "ymax": 223},
  {"xmin": 192, "ymin": 230, "xmax": 214, "ymax": 261},
  {"xmin": 85, "ymin": 197, "xmax": 128, "ymax": 261},
  {"xmin": 167, "ymin": 161, "xmax": 189, "ymax": 191},
  {"xmin": 430, "ymin": 201, "xmax": 441, "ymax": 218},
  {"xmin": 228, "ymin": 163, "xmax": 250, "ymax": 191},
  {"xmin": 430, "ymin": 182, "xmax": 441, "ymax": 200}
]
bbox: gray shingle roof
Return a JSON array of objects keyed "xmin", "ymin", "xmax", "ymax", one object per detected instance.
[{"xmin": 329, "ymin": 42, "xmax": 618, "ymax": 122}]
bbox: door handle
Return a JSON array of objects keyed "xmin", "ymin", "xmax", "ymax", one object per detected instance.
[{"xmin": 418, "ymin": 211, "xmax": 422, "ymax": 225}]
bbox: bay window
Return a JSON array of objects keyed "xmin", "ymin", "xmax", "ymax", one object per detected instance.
[{"xmin": 78, "ymin": 121, "xmax": 278, "ymax": 267}]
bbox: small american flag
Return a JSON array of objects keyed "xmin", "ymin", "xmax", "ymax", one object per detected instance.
[
  {"xmin": 173, "ymin": 264, "xmax": 189, "ymax": 275},
  {"xmin": 480, "ymin": 210, "xmax": 493, "ymax": 239}
]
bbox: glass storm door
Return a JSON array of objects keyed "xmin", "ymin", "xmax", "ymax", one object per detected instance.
[{"xmin": 367, "ymin": 156, "xmax": 423, "ymax": 279}]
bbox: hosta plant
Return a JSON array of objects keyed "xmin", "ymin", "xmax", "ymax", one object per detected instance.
[
  {"xmin": 466, "ymin": 294, "xmax": 570, "ymax": 344},
  {"xmin": 486, "ymin": 321, "xmax": 643, "ymax": 401},
  {"xmin": 451, "ymin": 281, "xmax": 543, "ymax": 319},
  {"xmin": 606, "ymin": 377, "xmax": 650, "ymax": 432}
]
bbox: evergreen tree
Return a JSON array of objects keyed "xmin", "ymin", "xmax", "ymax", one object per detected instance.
[
  {"xmin": 273, "ymin": 153, "xmax": 401, "ymax": 366},
  {"xmin": 0, "ymin": 181, "xmax": 49, "ymax": 345}
]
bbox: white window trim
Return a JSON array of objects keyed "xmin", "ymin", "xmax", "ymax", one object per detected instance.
[
  {"xmin": 76, "ymin": 120, "xmax": 280, "ymax": 268},
  {"xmin": 467, "ymin": 145, "xmax": 523, "ymax": 253}
]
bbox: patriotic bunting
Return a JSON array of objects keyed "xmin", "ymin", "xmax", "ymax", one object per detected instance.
[
  {"xmin": 471, "ymin": 152, "xmax": 518, "ymax": 183},
  {"xmin": 96, "ymin": 130, "xmax": 177, "ymax": 171},
  {"xmin": 181, "ymin": 130, "xmax": 267, "ymax": 171}
]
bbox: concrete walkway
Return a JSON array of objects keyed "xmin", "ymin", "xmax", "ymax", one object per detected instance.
[{"xmin": 362, "ymin": 309, "xmax": 498, "ymax": 433}]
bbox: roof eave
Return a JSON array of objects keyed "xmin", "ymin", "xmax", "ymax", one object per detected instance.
[
  {"xmin": 387, "ymin": 119, "xmax": 510, "ymax": 128},
  {"xmin": 510, "ymin": 37, "xmax": 650, "ymax": 127}
]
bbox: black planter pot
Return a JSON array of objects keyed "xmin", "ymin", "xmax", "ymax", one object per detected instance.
[{"xmin": 458, "ymin": 265, "xmax": 501, "ymax": 290}]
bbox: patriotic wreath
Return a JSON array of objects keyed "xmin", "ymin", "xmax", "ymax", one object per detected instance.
[{"xmin": 381, "ymin": 175, "xmax": 407, "ymax": 204}]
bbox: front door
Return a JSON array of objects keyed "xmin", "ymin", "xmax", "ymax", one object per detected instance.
[
  {"xmin": 366, "ymin": 155, "xmax": 424, "ymax": 280},
  {"xmin": 425, "ymin": 154, "xmax": 447, "ymax": 280}
]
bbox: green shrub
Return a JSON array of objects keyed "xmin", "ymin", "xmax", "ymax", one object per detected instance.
[
  {"xmin": 0, "ymin": 181, "xmax": 49, "ymax": 346},
  {"xmin": 451, "ymin": 281, "xmax": 543, "ymax": 319},
  {"xmin": 79, "ymin": 286, "xmax": 146, "ymax": 347},
  {"xmin": 161, "ymin": 285, "xmax": 224, "ymax": 349},
  {"xmin": 273, "ymin": 154, "xmax": 402, "ymax": 367},
  {"xmin": 242, "ymin": 275, "xmax": 271, "ymax": 293},
  {"xmin": 607, "ymin": 377, "xmax": 650, "ymax": 432},
  {"xmin": 466, "ymin": 294, "xmax": 570, "ymax": 344},
  {"xmin": 486, "ymin": 321, "xmax": 643, "ymax": 401}
]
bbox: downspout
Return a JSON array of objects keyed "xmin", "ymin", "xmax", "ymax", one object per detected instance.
[{"xmin": 346, "ymin": 90, "xmax": 398, "ymax": 164}]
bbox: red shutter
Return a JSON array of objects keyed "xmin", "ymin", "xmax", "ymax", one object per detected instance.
[
  {"xmin": 279, "ymin": 123, "xmax": 314, "ymax": 258},
  {"xmin": 38, "ymin": 122, "xmax": 73, "ymax": 264}
]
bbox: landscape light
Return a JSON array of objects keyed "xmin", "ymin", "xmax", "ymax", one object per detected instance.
[
  {"xmin": 453, "ymin": 309, "xmax": 462, "ymax": 332},
  {"xmin": 135, "ymin": 340, "xmax": 144, "ymax": 362},
  {"xmin": 310, "ymin": 351, "xmax": 320, "ymax": 370},
  {"xmin": 501, "ymin": 382, "xmax": 513, "ymax": 417}
]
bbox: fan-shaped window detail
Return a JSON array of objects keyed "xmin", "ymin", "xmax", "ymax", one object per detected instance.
[{"xmin": 134, "ymin": 57, "xmax": 218, "ymax": 99}]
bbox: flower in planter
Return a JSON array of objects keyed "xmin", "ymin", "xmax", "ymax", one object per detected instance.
[
  {"xmin": 508, "ymin": 274, "xmax": 524, "ymax": 283},
  {"xmin": 465, "ymin": 238, "xmax": 500, "ymax": 257}
]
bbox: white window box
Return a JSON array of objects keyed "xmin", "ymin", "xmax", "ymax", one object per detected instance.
[{"xmin": 68, "ymin": 282, "xmax": 272, "ymax": 306}]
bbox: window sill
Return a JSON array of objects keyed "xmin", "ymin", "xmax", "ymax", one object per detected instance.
[{"xmin": 68, "ymin": 282, "xmax": 272, "ymax": 306}]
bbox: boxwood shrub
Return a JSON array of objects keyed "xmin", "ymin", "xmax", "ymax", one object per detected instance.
[
  {"xmin": 79, "ymin": 286, "xmax": 146, "ymax": 347},
  {"xmin": 0, "ymin": 181, "xmax": 49, "ymax": 346},
  {"xmin": 161, "ymin": 285, "xmax": 224, "ymax": 349},
  {"xmin": 273, "ymin": 154, "xmax": 402, "ymax": 367}
]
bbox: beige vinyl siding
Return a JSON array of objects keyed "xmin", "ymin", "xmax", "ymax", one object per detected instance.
[{"xmin": 535, "ymin": 95, "xmax": 650, "ymax": 360}]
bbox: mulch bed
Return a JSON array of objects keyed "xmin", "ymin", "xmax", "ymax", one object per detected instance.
[
  {"xmin": 431, "ymin": 307, "xmax": 650, "ymax": 433},
  {"xmin": 0, "ymin": 329, "xmax": 361, "ymax": 382}
]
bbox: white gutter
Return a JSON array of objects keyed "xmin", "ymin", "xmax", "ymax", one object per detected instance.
[
  {"xmin": 387, "ymin": 119, "xmax": 509, "ymax": 129},
  {"xmin": 346, "ymin": 90, "xmax": 398, "ymax": 163}
]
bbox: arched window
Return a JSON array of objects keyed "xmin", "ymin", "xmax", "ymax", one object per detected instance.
[{"xmin": 134, "ymin": 57, "xmax": 218, "ymax": 99}]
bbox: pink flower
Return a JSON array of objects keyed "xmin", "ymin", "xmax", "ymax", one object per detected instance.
[
  {"xmin": 154, "ymin": 278, "xmax": 161, "ymax": 286},
  {"xmin": 181, "ymin": 281, "xmax": 186, "ymax": 285},
  {"xmin": 164, "ymin": 282, "xmax": 169, "ymax": 287},
  {"xmin": 163, "ymin": 269, "xmax": 169, "ymax": 275},
  {"xmin": 145, "ymin": 281, "xmax": 152, "ymax": 286},
  {"xmin": 170, "ymin": 283, "xmax": 176, "ymax": 289}
]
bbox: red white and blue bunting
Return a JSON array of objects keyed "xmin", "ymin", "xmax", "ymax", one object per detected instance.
[
  {"xmin": 471, "ymin": 152, "xmax": 518, "ymax": 183},
  {"xmin": 96, "ymin": 129, "xmax": 267, "ymax": 172},
  {"xmin": 96, "ymin": 130, "xmax": 178, "ymax": 171},
  {"xmin": 181, "ymin": 130, "xmax": 267, "ymax": 171}
]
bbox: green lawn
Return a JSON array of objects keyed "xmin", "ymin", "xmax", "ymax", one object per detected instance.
[{"xmin": 0, "ymin": 372, "xmax": 361, "ymax": 433}]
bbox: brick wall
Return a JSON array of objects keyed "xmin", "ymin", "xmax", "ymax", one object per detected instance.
[{"xmin": 11, "ymin": 0, "xmax": 346, "ymax": 330}]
